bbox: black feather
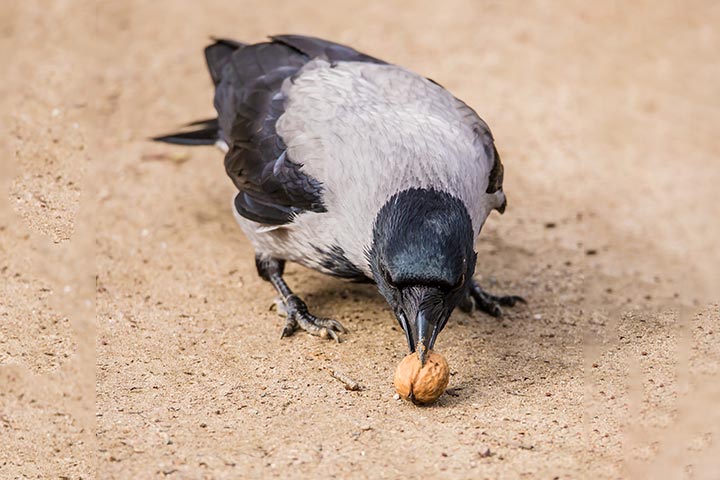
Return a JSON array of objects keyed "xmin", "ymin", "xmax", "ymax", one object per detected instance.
[
  {"xmin": 234, "ymin": 191, "xmax": 301, "ymax": 225},
  {"xmin": 184, "ymin": 118, "xmax": 219, "ymax": 128},
  {"xmin": 152, "ymin": 124, "xmax": 218, "ymax": 146},
  {"xmin": 313, "ymin": 245, "xmax": 371, "ymax": 282},
  {"xmin": 205, "ymin": 39, "xmax": 245, "ymax": 85},
  {"xmin": 486, "ymin": 144, "xmax": 504, "ymax": 194},
  {"xmin": 270, "ymin": 34, "xmax": 386, "ymax": 64}
]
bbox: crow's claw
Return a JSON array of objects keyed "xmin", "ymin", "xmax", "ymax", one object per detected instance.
[
  {"xmin": 464, "ymin": 280, "xmax": 526, "ymax": 317},
  {"xmin": 278, "ymin": 294, "xmax": 346, "ymax": 342},
  {"xmin": 280, "ymin": 316, "xmax": 297, "ymax": 339},
  {"xmin": 496, "ymin": 295, "xmax": 527, "ymax": 307},
  {"xmin": 458, "ymin": 294, "xmax": 475, "ymax": 313}
]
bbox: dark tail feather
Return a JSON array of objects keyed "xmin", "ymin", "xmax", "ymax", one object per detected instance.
[
  {"xmin": 155, "ymin": 38, "xmax": 245, "ymax": 145},
  {"xmin": 152, "ymin": 118, "xmax": 219, "ymax": 146},
  {"xmin": 184, "ymin": 117, "xmax": 219, "ymax": 128},
  {"xmin": 205, "ymin": 38, "xmax": 246, "ymax": 85}
]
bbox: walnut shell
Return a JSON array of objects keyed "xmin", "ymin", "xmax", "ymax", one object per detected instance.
[{"xmin": 393, "ymin": 350, "xmax": 450, "ymax": 404}]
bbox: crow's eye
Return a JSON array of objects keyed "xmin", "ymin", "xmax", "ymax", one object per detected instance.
[{"xmin": 453, "ymin": 273, "xmax": 466, "ymax": 291}]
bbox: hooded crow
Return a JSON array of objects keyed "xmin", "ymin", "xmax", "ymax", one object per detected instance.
[{"xmin": 155, "ymin": 35, "xmax": 524, "ymax": 364}]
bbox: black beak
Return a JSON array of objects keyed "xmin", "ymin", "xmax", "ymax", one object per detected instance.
[
  {"xmin": 414, "ymin": 307, "xmax": 439, "ymax": 365},
  {"xmin": 398, "ymin": 286, "xmax": 446, "ymax": 366}
]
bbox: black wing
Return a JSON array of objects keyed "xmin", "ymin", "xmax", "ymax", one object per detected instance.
[
  {"xmin": 210, "ymin": 36, "xmax": 389, "ymax": 226},
  {"xmin": 211, "ymin": 40, "xmax": 320, "ymax": 225}
]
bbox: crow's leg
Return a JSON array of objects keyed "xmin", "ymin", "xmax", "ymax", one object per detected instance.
[
  {"xmin": 256, "ymin": 254, "xmax": 347, "ymax": 342},
  {"xmin": 459, "ymin": 278, "xmax": 526, "ymax": 317}
]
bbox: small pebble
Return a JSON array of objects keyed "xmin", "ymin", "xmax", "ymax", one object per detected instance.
[
  {"xmin": 393, "ymin": 393, "xmax": 400, "ymax": 400},
  {"xmin": 533, "ymin": 314, "xmax": 542, "ymax": 320}
]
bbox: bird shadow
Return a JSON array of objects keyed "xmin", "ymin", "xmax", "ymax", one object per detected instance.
[{"xmin": 298, "ymin": 278, "xmax": 388, "ymax": 315}]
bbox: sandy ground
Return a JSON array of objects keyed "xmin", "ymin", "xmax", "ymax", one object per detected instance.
[{"xmin": 1, "ymin": 1, "xmax": 719, "ymax": 478}]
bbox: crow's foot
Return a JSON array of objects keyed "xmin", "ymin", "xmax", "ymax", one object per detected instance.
[
  {"xmin": 258, "ymin": 254, "xmax": 347, "ymax": 342},
  {"xmin": 460, "ymin": 279, "xmax": 526, "ymax": 317},
  {"xmin": 276, "ymin": 294, "xmax": 347, "ymax": 342}
]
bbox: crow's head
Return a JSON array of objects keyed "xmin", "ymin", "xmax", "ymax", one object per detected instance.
[{"xmin": 367, "ymin": 188, "xmax": 476, "ymax": 364}]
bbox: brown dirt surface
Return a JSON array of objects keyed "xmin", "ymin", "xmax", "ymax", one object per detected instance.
[{"xmin": 1, "ymin": 1, "xmax": 719, "ymax": 479}]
